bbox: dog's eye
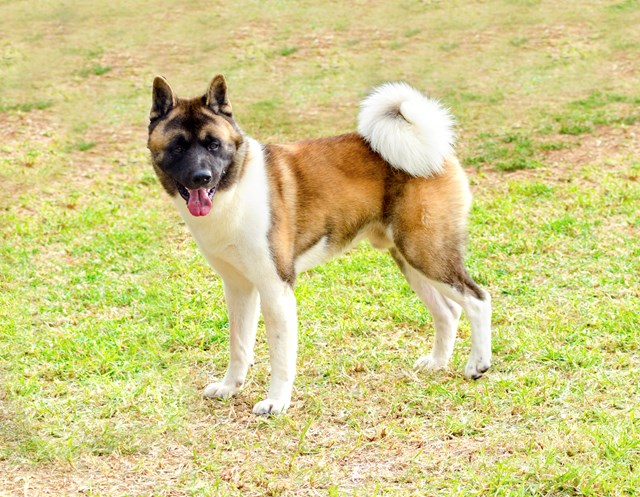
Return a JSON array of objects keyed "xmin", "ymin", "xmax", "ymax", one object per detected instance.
[
  {"xmin": 207, "ymin": 139, "xmax": 221, "ymax": 152},
  {"xmin": 172, "ymin": 137, "xmax": 189, "ymax": 154}
]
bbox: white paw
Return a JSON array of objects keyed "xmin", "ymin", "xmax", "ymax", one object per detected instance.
[
  {"xmin": 414, "ymin": 355, "xmax": 449, "ymax": 371},
  {"xmin": 464, "ymin": 356, "xmax": 491, "ymax": 380},
  {"xmin": 252, "ymin": 398, "xmax": 289, "ymax": 416},
  {"xmin": 203, "ymin": 381, "xmax": 241, "ymax": 399}
]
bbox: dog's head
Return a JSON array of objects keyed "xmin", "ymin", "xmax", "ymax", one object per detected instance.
[{"xmin": 147, "ymin": 75, "xmax": 244, "ymax": 217}]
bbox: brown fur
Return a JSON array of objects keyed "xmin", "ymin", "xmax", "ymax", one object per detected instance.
[
  {"xmin": 148, "ymin": 95, "xmax": 247, "ymax": 197},
  {"xmin": 265, "ymin": 133, "xmax": 388, "ymax": 283},
  {"xmin": 263, "ymin": 133, "xmax": 481, "ymax": 298},
  {"xmin": 147, "ymin": 75, "xmax": 483, "ymax": 300}
]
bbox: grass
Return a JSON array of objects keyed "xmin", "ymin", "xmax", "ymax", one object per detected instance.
[
  {"xmin": 78, "ymin": 64, "xmax": 113, "ymax": 77},
  {"xmin": 1, "ymin": 0, "xmax": 639, "ymax": 495}
]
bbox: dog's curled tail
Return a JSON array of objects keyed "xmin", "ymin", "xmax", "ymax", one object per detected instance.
[{"xmin": 357, "ymin": 82, "xmax": 455, "ymax": 177}]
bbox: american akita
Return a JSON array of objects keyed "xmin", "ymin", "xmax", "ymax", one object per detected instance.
[{"xmin": 147, "ymin": 75, "xmax": 491, "ymax": 415}]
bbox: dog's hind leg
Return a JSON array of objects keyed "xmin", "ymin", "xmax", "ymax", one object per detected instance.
[
  {"xmin": 434, "ymin": 278, "xmax": 491, "ymax": 380},
  {"xmin": 391, "ymin": 248, "xmax": 491, "ymax": 379},
  {"xmin": 204, "ymin": 260, "xmax": 260, "ymax": 400},
  {"xmin": 392, "ymin": 248, "xmax": 461, "ymax": 371}
]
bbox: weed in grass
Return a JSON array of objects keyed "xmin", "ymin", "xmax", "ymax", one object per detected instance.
[
  {"xmin": 278, "ymin": 46, "xmax": 298, "ymax": 57},
  {"xmin": 538, "ymin": 141, "xmax": 572, "ymax": 152},
  {"xmin": 509, "ymin": 36, "xmax": 529, "ymax": 47},
  {"xmin": 78, "ymin": 64, "xmax": 112, "ymax": 77},
  {"xmin": 75, "ymin": 141, "xmax": 96, "ymax": 152},
  {"xmin": 388, "ymin": 40, "xmax": 407, "ymax": 51},
  {"xmin": 559, "ymin": 122, "xmax": 595, "ymax": 135}
]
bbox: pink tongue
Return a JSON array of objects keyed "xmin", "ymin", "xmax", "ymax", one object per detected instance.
[{"xmin": 187, "ymin": 189, "xmax": 212, "ymax": 217}]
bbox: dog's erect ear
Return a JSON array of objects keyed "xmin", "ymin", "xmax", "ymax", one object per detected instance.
[
  {"xmin": 150, "ymin": 76, "xmax": 176, "ymax": 121},
  {"xmin": 206, "ymin": 74, "xmax": 232, "ymax": 117}
]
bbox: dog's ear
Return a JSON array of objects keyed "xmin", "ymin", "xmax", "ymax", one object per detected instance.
[
  {"xmin": 206, "ymin": 74, "xmax": 232, "ymax": 117},
  {"xmin": 150, "ymin": 76, "xmax": 176, "ymax": 121}
]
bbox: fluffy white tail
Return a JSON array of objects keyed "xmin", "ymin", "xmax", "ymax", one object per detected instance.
[{"xmin": 357, "ymin": 82, "xmax": 455, "ymax": 177}]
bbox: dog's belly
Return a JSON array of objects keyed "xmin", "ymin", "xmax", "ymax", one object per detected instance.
[
  {"xmin": 294, "ymin": 224, "xmax": 392, "ymax": 274},
  {"xmin": 295, "ymin": 236, "xmax": 332, "ymax": 273}
]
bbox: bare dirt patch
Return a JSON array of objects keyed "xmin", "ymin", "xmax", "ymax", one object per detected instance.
[
  {"xmin": 0, "ymin": 448, "xmax": 192, "ymax": 497},
  {"xmin": 470, "ymin": 122, "xmax": 640, "ymax": 188},
  {"xmin": 0, "ymin": 110, "xmax": 59, "ymax": 147},
  {"xmin": 0, "ymin": 107, "xmax": 148, "ymax": 204},
  {"xmin": 542, "ymin": 123, "xmax": 640, "ymax": 170}
]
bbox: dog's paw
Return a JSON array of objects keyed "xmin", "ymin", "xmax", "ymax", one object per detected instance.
[
  {"xmin": 464, "ymin": 357, "xmax": 491, "ymax": 380},
  {"xmin": 252, "ymin": 398, "xmax": 289, "ymax": 416},
  {"xmin": 414, "ymin": 355, "xmax": 449, "ymax": 372},
  {"xmin": 203, "ymin": 381, "xmax": 241, "ymax": 399}
]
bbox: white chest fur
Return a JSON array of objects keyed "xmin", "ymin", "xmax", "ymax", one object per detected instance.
[{"xmin": 172, "ymin": 138, "xmax": 273, "ymax": 279}]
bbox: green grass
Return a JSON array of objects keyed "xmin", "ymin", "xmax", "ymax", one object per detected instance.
[
  {"xmin": 0, "ymin": 100, "xmax": 54, "ymax": 113},
  {"xmin": 1, "ymin": 1, "xmax": 639, "ymax": 495},
  {"xmin": 278, "ymin": 46, "xmax": 299, "ymax": 57},
  {"xmin": 78, "ymin": 64, "xmax": 113, "ymax": 77}
]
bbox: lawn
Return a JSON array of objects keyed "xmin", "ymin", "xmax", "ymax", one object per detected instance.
[{"xmin": 1, "ymin": 1, "xmax": 639, "ymax": 495}]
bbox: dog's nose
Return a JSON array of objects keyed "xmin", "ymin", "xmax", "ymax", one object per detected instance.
[{"xmin": 191, "ymin": 170, "xmax": 212, "ymax": 186}]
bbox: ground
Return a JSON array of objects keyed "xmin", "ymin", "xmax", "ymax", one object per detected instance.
[{"xmin": 1, "ymin": 1, "xmax": 639, "ymax": 496}]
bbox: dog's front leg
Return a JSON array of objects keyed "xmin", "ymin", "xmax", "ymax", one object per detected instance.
[
  {"xmin": 252, "ymin": 282, "xmax": 298, "ymax": 415},
  {"xmin": 204, "ymin": 277, "xmax": 260, "ymax": 400}
]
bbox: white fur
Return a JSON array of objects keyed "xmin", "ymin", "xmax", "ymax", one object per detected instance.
[
  {"xmin": 357, "ymin": 82, "xmax": 455, "ymax": 177},
  {"xmin": 294, "ymin": 229, "xmax": 373, "ymax": 273},
  {"xmin": 253, "ymin": 281, "xmax": 297, "ymax": 415},
  {"xmin": 410, "ymin": 281, "xmax": 462, "ymax": 371},
  {"xmin": 427, "ymin": 279, "xmax": 492, "ymax": 379},
  {"xmin": 204, "ymin": 263, "xmax": 259, "ymax": 400},
  {"xmin": 295, "ymin": 236, "xmax": 330, "ymax": 273},
  {"xmin": 173, "ymin": 138, "xmax": 272, "ymax": 276},
  {"xmin": 176, "ymin": 138, "xmax": 297, "ymax": 414},
  {"xmin": 392, "ymin": 250, "xmax": 490, "ymax": 377}
]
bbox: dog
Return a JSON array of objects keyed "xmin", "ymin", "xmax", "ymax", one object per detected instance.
[{"xmin": 147, "ymin": 75, "xmax": 492, "ymax": 415}]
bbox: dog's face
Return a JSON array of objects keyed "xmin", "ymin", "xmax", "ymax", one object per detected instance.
[{"xmin": 147, "ymin": 75, "xmax": 244, "ymax": 216}]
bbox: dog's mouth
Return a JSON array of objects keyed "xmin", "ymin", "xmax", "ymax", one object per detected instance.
[{"xmin": 177, "ymin": 183, "xmax": 216, "ymax": 217}]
